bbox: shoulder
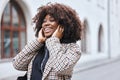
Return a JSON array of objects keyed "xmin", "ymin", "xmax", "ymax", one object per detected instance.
[{"xmin": 63, "ymin": 43, "xmax": 81, "ymax": 55}]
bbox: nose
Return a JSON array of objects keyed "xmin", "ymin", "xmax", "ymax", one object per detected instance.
[{"xmin": 43, "ymin": 20, "xmax": 51, "ymax": 27}]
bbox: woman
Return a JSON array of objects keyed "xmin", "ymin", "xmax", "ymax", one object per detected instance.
[{"xmin": 13, "ymin": 3, "xmax": 82, "ymax": 80}]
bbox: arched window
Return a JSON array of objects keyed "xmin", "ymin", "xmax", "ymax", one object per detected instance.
[
  {"xmin": 98, "ymin": 24, "xmax": 104, "ymax": 52},
  {"xmin": 81, "ymin": 19, "xmax": 91, "ymax": 53},
  {"xmin": 1, "ymin": 0, "xmax": 26, "ymax": 59}
]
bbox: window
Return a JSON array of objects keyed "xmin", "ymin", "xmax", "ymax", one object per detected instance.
[
  {"xmin": 81, "ymin": 19, "xmax": 91, "ymax": 53},
  {"xmin": 115, "ymin": 0, "xmax": 119, "ymax": 16},
  {"xmin": 98, "ymin": 24, "xmax": 104, "ymax": 52},
  {"xmin": 97, "ymin": 0, "xmax": 105, "ymax": 9},
  {"xmin": 1, "ymin": 0, "xmax": 26, "ymax": 59}
]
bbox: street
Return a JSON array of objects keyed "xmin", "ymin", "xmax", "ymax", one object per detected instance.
[{"xmin": 72, "ymin": 59, "xmax": 120, "ymax": 80}]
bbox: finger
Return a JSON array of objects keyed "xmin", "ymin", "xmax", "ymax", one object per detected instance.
[
  {"xmin": 61, "ymin": 26, "xmax": 64, "ymax": 32},
  {"xmin": 61, "ymin": 28, "xmax": 64, "ymax": 32},
  {"xmin": 56, "ymin": 25, "xmax": 60, "ymax": 32},
  {"xmin": 39, "ymin": 28, "xmax": 45, "ymax": 37},
  {"xmin": 59, "ymin": 26, "xmax": 64, "ymax": 32},
  {"xmin": 58, "ymin": 25, "xmax": 61, "ymax": 30},
  {"xmin": 39, "ymin": 28, "xmax": 43, "ymax": 33}
]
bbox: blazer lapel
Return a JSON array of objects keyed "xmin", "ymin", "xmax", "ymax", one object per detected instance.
[{"xmin": 42, "ymin": 59, "xmax": 52, "ymax": 80}]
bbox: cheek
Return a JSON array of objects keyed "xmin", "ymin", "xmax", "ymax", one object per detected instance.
[
  {"xmin": 52, "ymin": 27, "xmax": 57, "ymax": 32},
  {"xmin": 51, "ymin": 29, "xmax": 56, "ymax": 34},
  {"xmin": 54, "ymin": 26, "xmax": 57, "ymax": 30},
  {"xmin": 53, "ymin": 23, "xmax": 58, "ymax": 30}
]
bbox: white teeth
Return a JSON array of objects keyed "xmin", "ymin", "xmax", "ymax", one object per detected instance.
[{"xmin": 44, "ymin": 28, "xmax": 51, "ymax": 32}]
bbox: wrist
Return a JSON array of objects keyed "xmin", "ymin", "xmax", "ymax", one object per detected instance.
[{"xmin": 37, "ymin": 38, "xmax": 44, "ymax": 43}]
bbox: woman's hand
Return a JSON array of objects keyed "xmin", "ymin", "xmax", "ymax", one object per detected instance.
[
  {"xmin": 52, "ymin": 25, "xmax": 64, "ymax": 39},
  {"xmin": 37, "ymin": 28, "xmax": 46, "ymax": 43}
]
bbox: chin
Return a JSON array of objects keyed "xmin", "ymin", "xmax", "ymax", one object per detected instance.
[
  {"xmin": 45, "ymin": 34, "xmax": 52, "ymax": 38},
  {"xmin": 44, "ymin": 32, "xmax": 54, "ymax": 38}
]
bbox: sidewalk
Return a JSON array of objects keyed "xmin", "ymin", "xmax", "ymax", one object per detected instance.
[{"xmin": 0, "ymin": 73, "xmax": 24, "ymax": 80}]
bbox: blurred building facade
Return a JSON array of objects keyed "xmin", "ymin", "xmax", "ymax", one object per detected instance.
[{"xmin": 0, "ymin": 0, "xmax": 120, "ymax": 79}]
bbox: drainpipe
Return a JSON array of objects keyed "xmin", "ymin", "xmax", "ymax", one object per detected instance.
[{"xmin": 107, "ymin": 0, "xmax": 111, "ymax": 59}]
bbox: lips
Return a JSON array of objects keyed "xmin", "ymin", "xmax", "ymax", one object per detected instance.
[{"xmin": 44, "ymin": 27, "xmax": 52, "ymax": 33}]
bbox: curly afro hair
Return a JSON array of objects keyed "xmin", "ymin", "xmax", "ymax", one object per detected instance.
[{"xmin": 33, "ymin": 3, "xmax": 82, "ymax": 43}]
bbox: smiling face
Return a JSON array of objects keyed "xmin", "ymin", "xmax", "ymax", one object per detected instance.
[{"xmin": 42, "ymin": 14, "xmax": 58, "ymax": 38}]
